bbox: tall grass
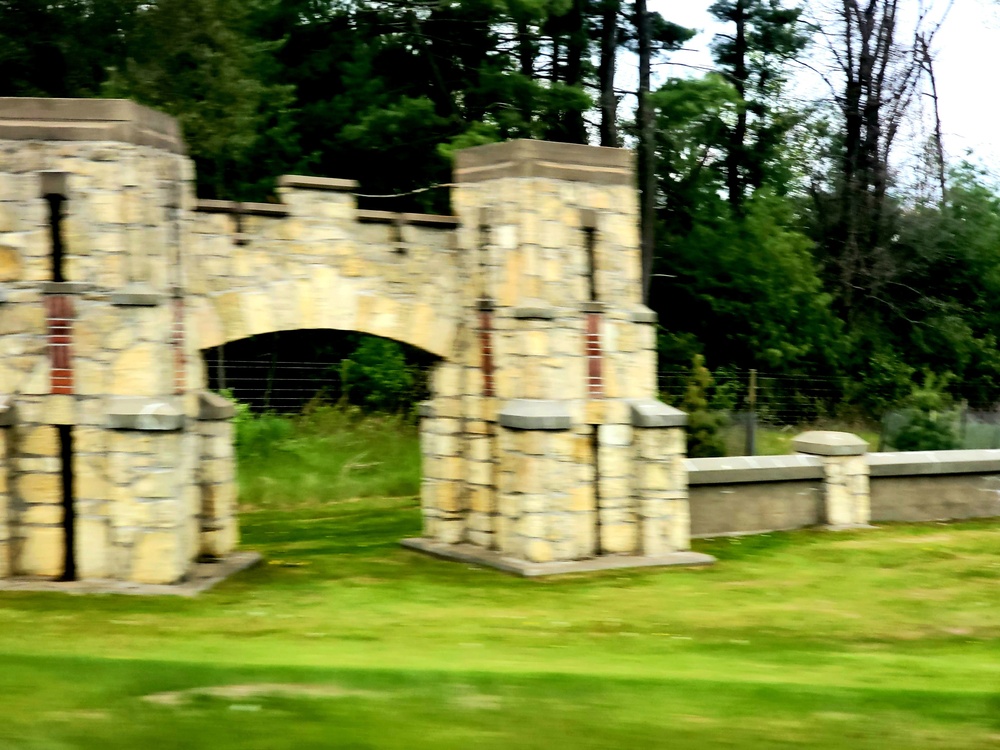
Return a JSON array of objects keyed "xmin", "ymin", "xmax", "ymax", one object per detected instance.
[{"xmin": 236, "ymin": 403, "xmax": 421, "ymax": 509}]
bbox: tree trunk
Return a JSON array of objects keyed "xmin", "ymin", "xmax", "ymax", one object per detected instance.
[
  {"xmin": 636, "ymin": 0, "xmax": 655, "ymax": 303},
  {"xmin": 599, "ymin": 0, "xmax": 621, "ymax": 147},
  {"xmin": 725, "ymin": 0, "xmax": 748, "ymax": 213}
]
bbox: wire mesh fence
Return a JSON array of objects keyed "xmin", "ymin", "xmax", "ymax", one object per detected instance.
[
  {"xmin": 657, "ymin": 369, "xmax": 850, "ymax": 427},
  {"xmin": 206, "ymin": 356, "xmax": 1000, "ymax": 455},
  {"xmin": 203, "ymin": 356, "xmax": 436, "ymax": 413}
]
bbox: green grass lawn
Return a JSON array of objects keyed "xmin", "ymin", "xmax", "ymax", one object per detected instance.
[{"xmin": 1, "ymin": 411, "xmax": 999, "ymax": 749}]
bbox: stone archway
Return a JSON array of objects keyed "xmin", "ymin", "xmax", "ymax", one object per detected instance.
[{"xmin": 0, "ymin": 98, "xmax": 708, "ymax": 586}]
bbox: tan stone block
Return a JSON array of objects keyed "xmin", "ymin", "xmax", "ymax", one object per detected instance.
[
  {"xmin": 21, "ymin": 504, "xmax": 63, "ymax": 525},
  {"xmin": 523, "ymin": 330, "xmax": 548, "ymax": 357},
  {"xmin": 18, "ymin": 473, "xmax": 61, "ymax": 503},
  {"xmin": 468, "ymin": 485, "xmax": 493, "ymax": 514},
  {"xmin": 599, "ymin": 523, "xmax": 637, "ymax": 554},
  {"xmin": 18, "ymin": 526, "xmax": 65, "ymax": 577},
  {"xmin": 20, "ymin": 360, "xmax": 49, "ymax": 396},
  {"xmin": 436, "ymin": 482, "xmax": 460, "ymax": 513},
  {"xmin": 21, "ymin": 425, "xmax": 59, "ymax": 456},
  {"xmin": 216, "ymin": 292, "xmax": 248, "ymax": 343},
  {"xmin": 131, "ymin": 530, "xmax": 183, "ymax": 584},
  {"xmin": 569, "ymin": 485, "xmax": 596, "ymax": 512},
  {"xmin": 639, "ymin": 461, "xmax": 669, "ymax": 490},
  {"xmin": 134, "ymin": 470, "xmax": 175, "ymax": 499},
  {"xmin": 110, "ymin": 343, "xmax": 160, "ymax": 396},
  {"xmin": 74, "ymin": 358, "xmax": 106, "ymax": 396},
  {"xmin": 242, "ymin": 292, "xmax": 275, "ymax": 337},
  {"xmin": 524, "ymin": 538, "xmax": 553, "ymax": 563},
  {"xmin": 75, "ymin": 518, "xmax": 110, "ymax": 579}
]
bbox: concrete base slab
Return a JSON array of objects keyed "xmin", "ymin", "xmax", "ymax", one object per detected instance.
[
  {"xmin": 401, "ymin": 538, "xmax": 715, "ymax": 576},
  {"xmin": 0, "ymin": 551, "xmax": 261, "ymax": 597}
]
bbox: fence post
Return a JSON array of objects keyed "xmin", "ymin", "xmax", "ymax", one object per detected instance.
[{"xmin": 744, "ymin": 369, "xmax": 757, "ymax": 456}]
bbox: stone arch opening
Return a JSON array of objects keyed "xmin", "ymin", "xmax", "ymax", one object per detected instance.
[{"xmin": 199, "ymin": 328, "xmax": 441, "ymax": 414}]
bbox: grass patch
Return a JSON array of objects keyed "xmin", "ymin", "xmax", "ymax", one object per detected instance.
[
  {"xmin": 236, "ymin": 405, "xmax": 421, "ymax": 508},
  {"xmin": 2, "ymin": 410, "xmax": 1000, "ymax": 748}
]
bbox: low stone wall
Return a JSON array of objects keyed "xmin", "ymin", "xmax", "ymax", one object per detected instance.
[
  {"xmin": 688, "ymin": 455, "xmax": 823, "ymax": 537},
  {"xmin": 688, "ymin": 447, "xmax": 1000, "ymax": 537},
  {"xmin": 869, "ymin": 450, "xmax": 1000, "ymax": 522}
]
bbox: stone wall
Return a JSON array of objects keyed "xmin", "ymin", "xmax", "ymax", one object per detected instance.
[{"xmin": 688, "ymin": 447, "xmax": 1000, "ymax": 538}]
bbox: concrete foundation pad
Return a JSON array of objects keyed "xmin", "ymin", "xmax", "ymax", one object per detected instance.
[
  {"xmin": 0, "ymin": 552, "xmax": 261, "ymax": 597},
  {"xmin": 401, "ymin": 538, "xmax": 715, "ymax": 577}
]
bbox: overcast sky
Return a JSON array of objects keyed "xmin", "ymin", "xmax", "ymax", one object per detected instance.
[{"xmin": 645, "ymin": 0, "xmax": 1000, "ymax": 173}]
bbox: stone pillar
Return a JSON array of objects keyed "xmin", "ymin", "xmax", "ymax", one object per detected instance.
[
  {"xmin": 630, "ymin": 400, "xmax": 690, "ymax": 555},
  {"xmin": 421, "ymin": 362, "xmax": 466, "ymax": 544},
  {"xmin": 402, "ymin": 138, "xmax": 715, "ymax": 573},
  {"xmin": 0, "ymin": 397, "xmax": 13, "ymax": 577},
  {"xmin": 496, "ymin": 400, "xmax": 591, "ymax": 563},
  {"xmin": 792, "ymin": 431, "xmax": 871, "ymax": 528},
  {"xmin": 196, "ymin": 392, "xmax": 238, "ymax": 560}
]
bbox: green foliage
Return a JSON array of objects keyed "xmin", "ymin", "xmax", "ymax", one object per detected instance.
[
  {"xmin": 889, "ymin": 373, "xmax": 960, "ymax": 452},
  {"xmin": 105, "ymin": 0, "xmax": 299, "ymax": 200},
  {"xmin": 236, "ymin": 403, "xmax": 421, "ymax": 508},
  {"xmin": 680, "ymin": 354, "xmax": 726, "ymax": 458},
  {"xmin": 656, "ymin": 191, "xmax": 843, "ymax": 377},
  {"xmin": 340, "ymin": 337, "xmax": 422, "ymax": 415}
]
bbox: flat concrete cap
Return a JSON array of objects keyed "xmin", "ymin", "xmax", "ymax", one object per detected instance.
[
  {"xmin": 869, "ymin": 449, "xmax": 1000, "ymax": 477},
  {"xmin": 629, "ymin": 307, "xmax": 658, "ymax": 324},
  {"xmin": 110, "ymin": 284, "xmax": 165, "ymax": 307},
  {"xmin": 198, "ymin": 391, "xmax": 236, "ymax": 421},
  {"xmin": 0, "ymin": 97, "xmax": 183, "ymax": 154},
  {"xmin": 278, "ymin": 174, "xmax": 359, "ymax": 192},
  {"xmin": 194, "ymin": 199, "xmax": 289, "ymax": 218},
  {"xmin": 628, "ymin": 399, "xmax": 687, "ymax": 428},
  {"xmin": 455, "ymin": 139, "xmax": 634, "ymax": 186},
  {"xmin": 41, "ymin": 281, "xmax": 90, "ymax": 295},
  {"xmin": 512, "ymin": 306, "xmax": 557, "ymax": 320},
  {"xmin": 107, "ymin": 397, "xmax": 184, "ymax": 431},
  {"xmin": 0, "ymin": 396, "xmax": 15, "ymax": 427},
  {"xmin": 793, "ymin": 431, "xmax": 868, "ymax": 456},
  {"xmin": 498, "ymin": 399, "xmax": 572, "ymax": 431},
  {"xmin": 687, "ymin": 454, "xmax": 824, "ymax": 485},
  {"xmin": 356, "ymin": 209, "xmax": 459, "ymax": 228}
]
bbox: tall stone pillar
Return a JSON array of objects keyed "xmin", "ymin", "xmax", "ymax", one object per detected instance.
[{"xmin": 408, "ymin": 140, "xmax": 714, "ymax": 574}]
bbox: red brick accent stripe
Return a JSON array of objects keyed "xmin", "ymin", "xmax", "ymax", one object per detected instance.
[
  {"xmin": 45, "ymin": 295, "xmax": 74, "ymax": 395},
  {"xmin": 479, "ymin": 310, "xmax": 494, "ymax": 397},
  {"xmin": 585, "ymin": 312, "xmax": 603, "ymax": 398},
  {"xmin": 172, "ymin": 298, "xmax": 186, "ymax": 394}
]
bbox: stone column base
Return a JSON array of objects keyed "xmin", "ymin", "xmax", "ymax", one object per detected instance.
[{"xmin": 401, "ymin": 537, "xmax": 714, "ymax": 577}]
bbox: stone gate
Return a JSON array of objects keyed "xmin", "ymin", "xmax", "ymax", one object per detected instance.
[{"xmin": 0, "ymin": 97, "xmax": 709, "ymax": 585}]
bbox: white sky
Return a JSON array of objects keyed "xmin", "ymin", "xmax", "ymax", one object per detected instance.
[{"xmin": 647, "ymin": 0, "xmax": 1000, "ymax": 173}]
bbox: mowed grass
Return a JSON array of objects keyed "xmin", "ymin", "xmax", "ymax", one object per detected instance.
[{"xmin": 1, "ymin": 410, "xmax": 999, "ymax": 749}]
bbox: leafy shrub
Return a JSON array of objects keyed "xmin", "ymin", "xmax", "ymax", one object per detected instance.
[
  {"xmin": 681, "ymin": 354, "xmax": 727, "ymax": 458},
  {"xmin": 889, "ymin": 373, "xmax": 960, "ymax": 452}
]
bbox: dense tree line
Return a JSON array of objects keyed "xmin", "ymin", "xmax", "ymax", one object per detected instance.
[{"xmin": 1, "ymin": 0, "xmax": 995, "ymax": 417}]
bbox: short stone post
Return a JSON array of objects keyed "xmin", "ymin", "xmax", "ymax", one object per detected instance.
[
  {"xmin": 0, "ymin": 397, "xmax": 13, "ymax": 578},
  {"xmin": 196, "ymin": 392, "xmax": 238, "ymax": 559},
  {"xmin": 792, "ymin": 431, "xmax": 871, "ymax": 528}
]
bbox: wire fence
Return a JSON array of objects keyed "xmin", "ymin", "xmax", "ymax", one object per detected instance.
[
  {"xmin": 205, "ymin": 357, "xmax": 1000, "ymax": 454},
  {"xmin": 657, "ymin": 369, "xmax": 853, "ymax": 427},
  {"xmin": 203, "ymin": 356, "xmax": 436, "ymax": 413}
]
